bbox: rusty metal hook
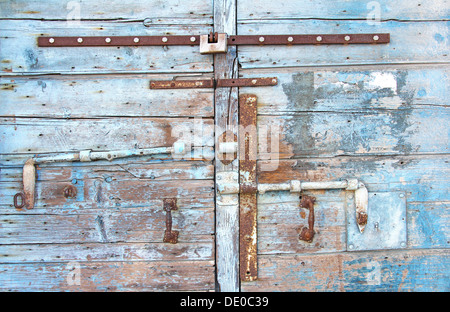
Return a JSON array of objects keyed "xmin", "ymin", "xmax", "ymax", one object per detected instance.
[
  {"xmin": 163, "ymin": 198, "xmax": 179, "ymax": 244},
  {"xmin": 299, "ymin": 195, "xmax": 316, "ymax": 243}
]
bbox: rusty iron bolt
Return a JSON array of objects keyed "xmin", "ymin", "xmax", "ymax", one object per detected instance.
[{"xmin": 63, "ymin": 185, "xmax": 77, "ymax": 198}]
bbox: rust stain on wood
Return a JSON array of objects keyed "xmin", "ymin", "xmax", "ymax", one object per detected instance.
[{"xmin": 239, "ymin": 94, "xmax": 258, "ymax": 282}]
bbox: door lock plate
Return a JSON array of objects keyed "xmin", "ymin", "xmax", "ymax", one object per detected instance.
[{"xmin": 347, "ymin": 192, "xmax": 407, "ymax": 251}]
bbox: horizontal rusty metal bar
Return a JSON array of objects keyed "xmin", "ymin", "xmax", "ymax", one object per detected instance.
[
  {"xmin": 228, "ymin": 33, "xmax": 390, "ymax": 45},
  {"xmin": 38, "ymin": 33, "xmax": 389, "ymax": 47},
  {"xmin": 150, "ymin": 79, "xmax": 215, "ymax": 89},
  {"xmin": 38, "ymin": 35, "xmax": 201, "ymax": 47},
  {"xmin": 149, "ymin": 77, "xmax": 277, "ymax": 89}
]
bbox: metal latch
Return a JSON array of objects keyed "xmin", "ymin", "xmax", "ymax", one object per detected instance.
[
  {"xmin": 218, "ymin": 94, "xmax": 370, "ymax": 282},
  {"xmin": 199, "ymin": 32, "xmax": 227, "ymax": 54},
  {"xmin": 218, "ymin": 177, "xmax": 369, "ymax": 232},
  {"xmin": 13, "ymin": 142, "xmax": 188, "ymax": 210}
]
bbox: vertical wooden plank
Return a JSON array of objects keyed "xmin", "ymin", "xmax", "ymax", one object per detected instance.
[{"xmin": 214, "ymin": 0, "xmax": 240, "ymax": 292}]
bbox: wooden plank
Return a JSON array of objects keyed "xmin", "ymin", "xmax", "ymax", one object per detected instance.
[
  {"xmin": 257, "ymin": 107, "xmax": 449, "ymax": 159},
  {"xmin": 214, "ymin": 0, "xmax": 240, "ymax": 292},
  {"xmin": 240, "ymin": 66, "xmax": 450, "ymax": 113},
  {"xmin": 0, "ymin": 0, "xmax": 213, "ymax": 22},
  {"xmin": 0, "ymin": 260, "xmax": 215, "ymax": 291},
  {"xmin": 0, "ymin": 117, "xmax": 214, "ymax": 154},
  {"xmin": 241, "ymin": 249, "xmax": 450, "ymax": 292},
  {"xmin": 238, "ymin": 0, "xmax": 450, "ymax": 21},
  {"xmin": 0, "ymin": 178, "xmax": 214, "ymax": 211},
  {"xmin": 237, "ymin": 20, "xmax": 449, "ymax": 68},
  {"xmin": 0, "ymin": 75, "xmax": 214, "ymax": 118},
  {"xmin": 0, "ymin": 206, "xmax": 214, "ymax": 244},
  {"xmin": 0, "ymin": 241, "xmax": 214, "ymax": 262},
  {"xmin": 0, "ymin": 20, "xmax": 212, "ymax": 75}
]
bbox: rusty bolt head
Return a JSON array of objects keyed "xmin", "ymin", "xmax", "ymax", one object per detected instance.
[
  {"xmin": 63, "ymin": 185, "xmax": 77, "ymax": 199},
  {"xmin": 299, "ymin": 227, "xmax": 315, "ymax": 243}
]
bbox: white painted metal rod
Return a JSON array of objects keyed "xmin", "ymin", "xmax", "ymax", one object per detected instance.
[
  {"xmin": 17, "ymin": 142, "xmax": 187, "ymax": 210},
  {"xmin": 32, "ymin": 142, "xmax": 185, "ymax": 164},
  {"xmin": 257, "ymin": 179, "xmax": 357, "ymax": 194}
]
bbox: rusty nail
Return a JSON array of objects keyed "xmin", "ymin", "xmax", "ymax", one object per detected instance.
[
  {"xmin": 63, "ymin": 185, "xmax": 77, "ymax": 198},
  {"xmin": 299, "ymin": 195, "xmax": 316, "ymax": 243}
]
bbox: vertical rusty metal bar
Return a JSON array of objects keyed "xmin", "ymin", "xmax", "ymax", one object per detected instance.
[
  {"xmin": 163, "ymin": 198, "xmax": 179, "ymax": 244},
  {"xmin": 239, "ymin": 94, "xmax": 258, "ymax": 282}
]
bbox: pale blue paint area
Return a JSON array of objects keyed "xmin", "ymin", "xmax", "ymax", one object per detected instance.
[
  {"xmin": 434, "ymin": 33, "xmax": 445, "ymax": 43},
  {"xmin": 343, "ymin": 253, "xmax": 450, "ymax": 291}
]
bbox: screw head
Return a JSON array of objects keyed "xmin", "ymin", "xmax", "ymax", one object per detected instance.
[
  {"xmin": 77, "ymin": 37, "xmax": 83, "ymax": 43},
  {"xmin": 49, "ymin": 38, "xmax": 55, "ymax": 44},
  {"xmin": 287, "ymin": 36, "xmax": 294, "ymax": 42},
  {"xmin": 162, "ymin": 37, "xmax": 168, "ymax": 43},
  {"xmin": 272, "ymin": 78, "xmax": 277, "ymax": 84},
  {"xmin": 190, "ymin": 36, "xmax": 196, "ymax": 42},
  {"xmin": 344, "ymin": 35, "xmax": 351, "ymax": 41},
  {"xmin": 251, "ymin": 79, "xmax": 257, "ymax": 84},
  {"xmin": 259, "ymin": 36, "xmax": 265, "ymax": 43},
  {"xmin": 348, "ymin": 244, "xmax": 354, "ymax": 250},
  {"xmin": 316, "ymin": 36, "xmax": 322, "ymax": 42},
  {"xmin": 105, "ymin": 37, "xmax": 111, "ymax": 43},
  {"xmin": 133, "ymin": 37, "xmax": 140, "ymax": 43},
  {"xmin": 373, "ymin": 35, "xmax": 379, "ymax": 41},
  {"xmin": 63, "ymin": 185, "xmax": 77, "ymax": 198}
]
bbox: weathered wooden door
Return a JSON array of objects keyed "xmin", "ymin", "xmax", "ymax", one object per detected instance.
[
  {"xmin": 0, "ymin": 0, "xmax": 216, "ymax": 291},
  {"xmin": 1, "ymin": 0, "xmax": 449, "ymax": 292}
]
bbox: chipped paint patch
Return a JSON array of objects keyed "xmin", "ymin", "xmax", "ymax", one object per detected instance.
[{"xmin": 367, "ymin": 72, "xmax": 397, "ymax": 92}]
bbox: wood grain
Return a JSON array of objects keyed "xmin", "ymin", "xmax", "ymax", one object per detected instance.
[{"xmin": 241, "ymin": 249, "xmax": 450, "ymax": 292}]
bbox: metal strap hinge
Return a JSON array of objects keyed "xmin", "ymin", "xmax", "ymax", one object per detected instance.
[
  {"xmin": 38, "ymin": 32, "xmax": 390, "ymax": 54},
  {"xmin": 13, "ymin": 142, "xmax": 189, "ymax": 210}
]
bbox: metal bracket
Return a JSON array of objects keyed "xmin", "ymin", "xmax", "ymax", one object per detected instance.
[
  {"xmin": 149, "ymin": 77, "xmax": 278, "ymax": 89},
  {"xmin": 199, "ymin": 32, "xmax": 227, "ymax": 54},
  {"xmin": 347, "ymin": 192, "xmax": 407, "ymax": 251},
  {"xmin": 239, "ymin": 94, "xmax": 258, "ymax": 282}
]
